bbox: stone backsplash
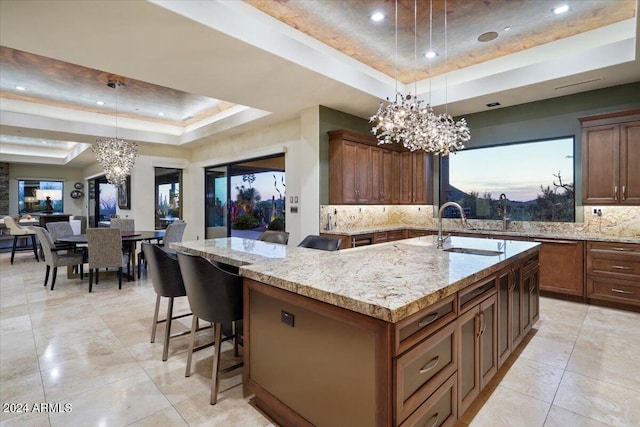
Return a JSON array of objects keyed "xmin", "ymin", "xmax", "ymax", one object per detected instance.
[{"xmin": 320, "ymin": 205, "xmax": 640, "ymax": 238}]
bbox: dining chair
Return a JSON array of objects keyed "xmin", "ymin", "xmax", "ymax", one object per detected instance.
[
  {"xmin": 138, "ymin": 220, "xmax": 186, "ymax": 278},
  {"xmin": 257, "ymin": 230, "xmax": 289, "ymax": 245},
  {"xmin": 3, "ymin": 216, "xmax": 39, "ymax": 264},
  {"xmin": 110, "ymin": 218, "xmax": 135, "ymax": 232},
  {"xmin": 297, "ymin": 234, "xmax": 342, "ymax": 251},
  {"xmin": 32, "ymin": 226, "xmax": 84, "ymax": 290},
  {"xmin": 46, "ymin": 221, "xmax": 80, "ymax": 252},
  {"xmin": 143, "ymin": 243, "xmax": 194, "ymax": 361},
  {"xmin": 86, "ymin": 228, "xmax": 130, "ymax": 292},
  {"xmin": 177, "ymin": 251, "xmax": 243, "ymax": 405}
]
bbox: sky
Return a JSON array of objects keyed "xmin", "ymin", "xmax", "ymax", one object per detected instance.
[
  {"xmin": 230, "ymin": 171, "xmax": 286, "ymax": 202},
  {"xmin": 449, "ymin": 137, "xmax": 574, "ymax": 202}
]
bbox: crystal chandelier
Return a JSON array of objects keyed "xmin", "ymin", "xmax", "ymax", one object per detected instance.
[
  {"xmin": 370, "ymin": 0, "xmax": 470, "ymax": 156},
  {"xmin": 92, "ymin": 78, "xmax": 138, "ymax": 186}
]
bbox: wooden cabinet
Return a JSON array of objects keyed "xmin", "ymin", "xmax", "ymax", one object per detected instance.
[
  {"xmin": 329, "ymin": 130, "xmax": 372, "ymax": 204},
  {"xmin": 399, "ymin": 151, "xmax": 432, "ymax": 204},
  {"xmin": 374, "ymin": 229, "xmax": 407, "ymax": 244},
  {"xmin": 328, "ymin": 129, "xmax": 432, "ymax": 206},
  {"xmin": 457, "ymin": 276, "xmax": 497, "ymax": 415},
  {"xmin": 586, "ymin": 241, "xmax": 640, "ymax": 307},
  {"xmin": 522, "ymin": 255, "xmax": 540, "ymax": 333},
  {"xmin": 534, "ymin": 238, "xmax": 584, "ymax": 297},
  {"xmin": 581, "ymin": 110, "xmax": 640, "ymax": 205}
]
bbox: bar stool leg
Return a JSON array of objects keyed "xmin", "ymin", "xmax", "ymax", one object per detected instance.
[
  {"xmin": 185, "ymin": 315, "xmax": 198, "ymax": 377},
  {"xmin": 162, "ymin": 297, "xmax": 174, "ymax": 361},
  {"xmin": 11, "ymin": 236, "xmax": 17, "ymax": 264},
  {"xmin": 151, "ymin": 295, "xmax": 161, "ymax": 343},
  {"xmin": 210, "ymin": 322, "xmax": 222, "ymax": 405}
]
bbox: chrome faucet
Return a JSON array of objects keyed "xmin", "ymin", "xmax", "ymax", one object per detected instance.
[
  {"xmin": 498, "ymin": 193, "xmax": 509, "ymax": 230},
  {"xmin": 437, "ymin": 201, "xmax": 468, "ymax": 248}
]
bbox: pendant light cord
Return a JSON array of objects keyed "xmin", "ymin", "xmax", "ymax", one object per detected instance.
[{"xmin": 394, "ymin": 0, "xmax": 399, "ymax": 101}]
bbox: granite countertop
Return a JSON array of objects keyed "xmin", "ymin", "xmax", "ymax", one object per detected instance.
[
  {"xmin": 240, "ymin": 235, "xmax": 540, "ymax": 323},
  {"xmin": 322, "ymin": 225, "xmax": 639, "ymax": 244},
  {"xmin": 171, "ymin": 237, "xmax": 318, "ymax": 267}
]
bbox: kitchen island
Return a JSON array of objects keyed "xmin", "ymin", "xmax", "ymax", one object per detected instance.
[{"xmin": 174, "ymin": 236, "xmax": 540, "ymax": 426}]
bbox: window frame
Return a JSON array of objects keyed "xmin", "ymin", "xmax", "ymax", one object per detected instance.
[{"xmin": 439, "ymin": 136, "xmax": 576, "ymax": 223}]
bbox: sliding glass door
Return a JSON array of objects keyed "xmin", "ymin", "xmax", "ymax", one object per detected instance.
[{"xmin": 205, "ymin": 154, "xmax": 285, "ymax": 240}]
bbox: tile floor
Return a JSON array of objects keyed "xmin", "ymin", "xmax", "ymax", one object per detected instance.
[{"xmin": 1, "ymin": 251, "xmax": 639, "ymax": 426}]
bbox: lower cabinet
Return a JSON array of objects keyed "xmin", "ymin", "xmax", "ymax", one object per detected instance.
[
  {"xmin": 586, "ymin": 241, "xmax": 640, "ymax": 307},
  {"xmin": 399, "ymin": 374, "xmax": 457, "ymax": 427},
  {"xmin": 534, "ymin": 238, "xmax": 584, "ymax": 297},
  {"xmin": 457, "ymin": 283, "xmax": 497, "ymax": 415}
]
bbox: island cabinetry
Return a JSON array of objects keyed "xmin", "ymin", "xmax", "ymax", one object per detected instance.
[
  {"xmin": 392, "ymin": 294, "xmax": 458, "ymax": 426},
  {"xmin": 533, "ymin": 238, "xmax": 584, "ymax": 297},
  {"xmin": 580, "ymin": 110, "xmax": 640, "ymax": 205},
  {"xmin": 244, "ymin": 279, "xmax": 393, "ymax": 427},
  {"xmin": 457, "ymin": 276, "xmax": 498, "ymax": 415},
  {"xmin": 522, "ymin": 255, "xmax": 541, "ymax": 332},
  {"xmin": 586, "ymin": 241, "xmax": 640, "ymax": 307}
]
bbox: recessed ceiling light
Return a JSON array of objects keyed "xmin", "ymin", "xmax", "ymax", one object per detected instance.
[
  {"xmin": 370, "ymin": 11, "xmax": 385, "ymax": 22},
  {"xmin": 15, "ymin": 85, "xmax": 26, "ymax": 91},
  {"xmin": 96, "ymin": 100, "xmax": 105, "ymax": 105},
  {"xmin": 486, "ymin": 102, "xmax": 501, "ymax": 108},
  {"xmin": 425, "ymin": 51, "xmax": 438, "ymax": 59},
  {"xmin": 158, "ymin": 112, "xmax": 165, "ymax": 116},
  {"xmin": 41, "ymin": 140, "xmax": 48, "ymax": 144},
  {"xmin": 503, "ymin": 26, "xmax": 511, "ymax": 32},
  {"xmin": 553, "ymin": 4, "xmax": 570, "ymax": 15}
]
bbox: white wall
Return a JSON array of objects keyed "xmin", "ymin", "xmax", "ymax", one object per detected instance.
[{"xmin": 188, "ymin": 113, "xmax": 320, "ymax": 246}]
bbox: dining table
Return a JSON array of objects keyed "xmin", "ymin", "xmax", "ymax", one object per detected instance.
[{"xmin": 57, "ymin": 230, "xmax": 165, "ymax": 280}]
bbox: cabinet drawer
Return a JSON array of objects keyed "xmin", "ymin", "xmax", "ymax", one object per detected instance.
[
  {"xmin": 587, "ymin": 254, "xmax": 640, "ymax": 280},
  {"xmin": 388, "ymin": 229, "xmax": 407, "ymax": 241},
  {"xmin": 398, "ymin": 373, "xmax": 457, "ymax": 427},
  {"xmin": 459, "ymin": 276, "xmax": 497, "ymax": 313},
  {"xmin": 587, "ymin": 276, "xmax": 640, "ymax": 306},
  {"xmin": 395, "ymin": 294, "xmax": 457, "ymax": 355},
  {"xmin": 395, "ymin": 321, "xmax": 457, "ymax": 425},
  {"xmin": 374, "ymin": 232, "xmax": 389, "ymax": 244},
  {"xmin": 407, "ymin": 229, "xmax": 432, "ymax": 238},
  {"xmin": 587, "ymin": 241, "xmax": 640, "ymax": 255}
]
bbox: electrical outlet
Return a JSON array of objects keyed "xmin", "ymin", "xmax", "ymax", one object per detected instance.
[
  {"xmin": 597, "ymin": 208, "xmax": 602, "ymax": 216},
  {"xmin": 592, "ymin": 208, "xmax": 598, "ymax": 215},
  {"xmin": 281, "ymin": 310, "xmax": 295, "ymax": 327}
]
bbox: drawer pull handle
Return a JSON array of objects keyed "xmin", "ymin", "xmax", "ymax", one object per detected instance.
[
  {"xmin": 611, "ymin": 288, "xmax": 633, "ymax": 295},
  {"xmin": 622, "ymin": 185, "xmax": 626, "ymax": 200},
  {"xmin": 419, "ymin": 356, "xmax": 440, "ymax": 374},
  {"xmin": 610, "ymin": 247, "xmax": 631, "ymax": 251},
  {"xmin": 418, "ymin": 313, "xmax": 439, "ymax": 328},
  {"xmin": 614, "ymin": 185, "xmax": 618, "ymax": 201},
  {"xmin": 611, "ymin": 265, "xmax": 631, "ymax": 270},
  {"xmin": 426, "ymin": 413, "xmax": 439, "ymax": 427}
]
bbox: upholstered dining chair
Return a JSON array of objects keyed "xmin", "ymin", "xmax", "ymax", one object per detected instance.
[
  {"xmin": 257, "ymin": 230, "xmax": 290, "ymax": 245},
  {"xmin": 32, "ymin": 227, "xmax": 84, "ymax": 290},
  {"xmin": 3, "ymin": 216, "xmax": 39, "ymax": 264},
  {"xmin": 177, "ymin": 251, "xmax": 243, "ymax": 405},
  {"xmin": 86, "ymin": 228, "xmax": 130, "ymax": 292},
  {"xmin": 297, "ymin": 234, "xmax": 342, "ymax": 251},
  {"xmin": 46, "ymin": 221, "xmax": 79, "ymax": 252},
  {"xmin": 138, "ymin": 220, "xmax": 187, "ymax": 278},
  {"xmin": 142, "ymin": 243, "xmax": 194, "ymax": 361},
  {"xmin": 110, "ymin": 218, "xmax": 135, "ymax": 232}
]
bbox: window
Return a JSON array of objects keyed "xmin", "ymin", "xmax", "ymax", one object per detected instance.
[
  {"xmin": 441, "ymin": 137, "xmax": 575, "ymax": 222},
  {"xmin": 155, "ymin": 168, "xmax": 182, "ymax": 230},
  {"xmin": 18, "ymin": 180, "xmax": 64, "ymax": 214}
]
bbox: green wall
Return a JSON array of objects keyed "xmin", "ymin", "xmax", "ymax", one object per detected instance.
[
  {"xmin": 455, "ymin": 82, "xmax": 640, "ymax": 213},
  {"xmin": 318, "ymin": 106, "xmax": 372, "ymax": 204},
  {"xmin": 317, "ymin": 82, "xmax": 640, "ymax": 208}
]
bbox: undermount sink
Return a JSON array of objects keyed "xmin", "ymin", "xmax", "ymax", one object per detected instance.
[{"xmin": 443, "ymin": 247, "xmax": 503, "ymax": 256}]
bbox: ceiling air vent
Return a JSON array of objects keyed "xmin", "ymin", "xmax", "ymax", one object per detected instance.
[
  {"xmin": 486, "ymin": 102, "xmax": 501, "ymax": 107},
  {"xmin": 554, "ymin": 77, "xmax": 603, "ymax": 90}
]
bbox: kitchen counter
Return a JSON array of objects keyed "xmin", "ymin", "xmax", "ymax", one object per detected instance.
[
  {"xmin": 175, "ymin": 236, "xmax": 539, "ymax": 323},
  {"xmin": 321, "ymin": 224, "xmax": 639, "ymax": 244}
]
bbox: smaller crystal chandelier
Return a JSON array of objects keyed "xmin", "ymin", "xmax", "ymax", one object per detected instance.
[{"xmin": 92, "ymin": 78, "xmax": 138, "ymax": 186}]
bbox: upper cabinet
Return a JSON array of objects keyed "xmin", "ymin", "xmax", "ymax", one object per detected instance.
[
  {"xmin": 328, "ymin": 129, "xmax": 431, "ymax": 205},
  {"xmin": 581, "ymin": 110, "xmax": 640, "ymax": 205}
]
